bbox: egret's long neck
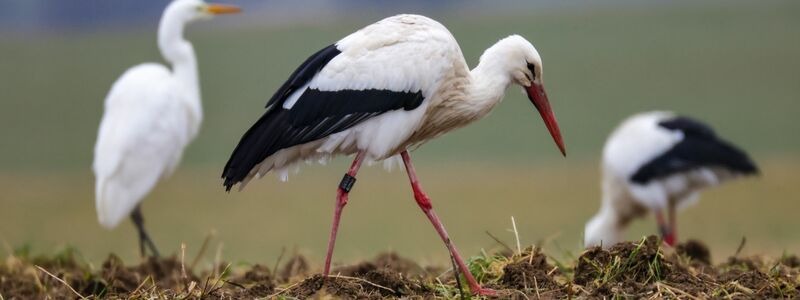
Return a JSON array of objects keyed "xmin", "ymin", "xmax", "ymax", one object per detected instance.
[{"xmin": 158, "ymin": 14, "xmax": 199, "ymax": 100}]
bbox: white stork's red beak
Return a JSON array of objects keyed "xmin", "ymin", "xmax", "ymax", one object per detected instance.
[{"xmin": 526, "ymin": 83, "xmax": 566, "ymax": 156}]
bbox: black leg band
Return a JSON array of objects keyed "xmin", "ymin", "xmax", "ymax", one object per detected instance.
[{"xmin": 339, "ymin": 174, "xmax": 357, "ymax": 193}]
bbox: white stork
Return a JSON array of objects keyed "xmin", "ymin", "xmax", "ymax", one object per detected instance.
[
  {"xmin": 93, "ymin": 0, "xmax": 239, "ymax": 257},
  {"xmin": 584, "ymin": 111, "xmax": 758, "ymax": 249},
  {"xmin": 222, "ymin": 14, "xmax": 565, "ymax": 295}
]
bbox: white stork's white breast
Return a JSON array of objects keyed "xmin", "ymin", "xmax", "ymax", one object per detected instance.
[
  {"xmin": 308, "ymin": 15, "xmax": 464, "ymax": 159},
  {"xmin": 604, "ymin": 112, "xmax": 683, "ymax": 209}
]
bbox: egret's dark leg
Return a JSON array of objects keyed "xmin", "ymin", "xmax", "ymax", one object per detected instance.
[
  {"xmin": 323, "ymin": 151, "xmax": 366, "ymax": 276},
  {"xmin": 400, "ymin": 150, "xmax": 496, "ymax": 296},
  {"xmin": 131, "ymin": 205, "xmax": 160, "ymax": 257}
]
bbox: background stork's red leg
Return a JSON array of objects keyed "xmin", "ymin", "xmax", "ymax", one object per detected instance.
[
  {"xmin": 323, "ymin": 151, "xmax": 366, "ymax": 276},
  {"xmin": 400, "ymin": 151, "xmax": 497, "ymax": 296},
  {"xmin": 668, "ymin": 201, "xmax": 677, "ymax": 246},
  {"xmin": 655, "ymin": 209, "xmax": 675, "ymax": 246}
]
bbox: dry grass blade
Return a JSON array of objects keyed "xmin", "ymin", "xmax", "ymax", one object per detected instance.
[
  {"xmin": 511, "ymin": 216, "xmax": 522, "ymax": 256},
  {"xmin": 657, "ymin": 282, "xmax": 701, "ymax": 300},
  {"xmin": 180, "ymin": 243, "xmax": 187, "ymax": 280},
  {"xmin": 485, "ymin": 231, "xmax": 514, "ymax": 254},
  {"xmin": 213, "ymin": 242, "xmax": 224, "ymax": 278},
  {"xmin": 131, "ymin": 275, "xmax": 153, "ymax": 295},
  {"xmin": 734, "ymin": 237, "xmax": 747, "ymax": 258},
  {"xmin": 190, "ymin": 230, "xmax": 216, "ymax": 270},
  {"xmin": 266, "ymin": 280, "xmax": 303, "ymax": 298},
  {"xmin": 333, "ymin": 274, "xmax": 397, "ymax": 294},
  {"xmin": 34, "ymin": 265, "xmax": 87, "ymax": 300}
]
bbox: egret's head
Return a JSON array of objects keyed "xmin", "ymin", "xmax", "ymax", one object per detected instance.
[
  {"xmin": 481, "ymin": 35, "xmax": 565, "ymax": 156},
  {"xmin": 165, "ymin": 0, "xmax": 241, "ymax": 23}
]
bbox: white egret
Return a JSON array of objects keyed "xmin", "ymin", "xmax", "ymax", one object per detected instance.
[{"xmin": 93, "ymin": 0, "xmax": 239, "ymax": 257}]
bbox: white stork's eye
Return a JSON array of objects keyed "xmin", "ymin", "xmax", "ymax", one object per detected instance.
[{"xmin": 526, "ymin": 62, "xmax": 537, "ymax": 80}]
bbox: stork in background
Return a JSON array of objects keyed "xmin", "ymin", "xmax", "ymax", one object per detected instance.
[
  {"xmin": 222, "ymin": 14, "xmax": 565, "ymax": 295},
  {"xmin": 93, "ymin": 0, "xmax": 240, "ymax": 257},
  {"xmin": 584, "ymin": 111, "xmax": 758, "ymax": 249}
]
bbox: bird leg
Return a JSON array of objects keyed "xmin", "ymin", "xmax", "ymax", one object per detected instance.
[
  {"xmin": 655, "ymin": 209, "xmax": 675, "ymax": 246},
  {"xmin": 323, "ymin": 151, "xmax": 366, "ymax": 276},
  {"xmin": 130, "ymin": 205, "xmax": 160, "ymax": 258},
  {"xmin": 400, "ymin": 150, "xmax": 496, "ymax": 296},
  {"xmin": 668, "ymin": 201, "xmax": 677, "ymax": 246}
]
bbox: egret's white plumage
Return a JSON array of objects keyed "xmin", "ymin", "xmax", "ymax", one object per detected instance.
[
  {"xmin": 585, "ymin": 111, "xmax": 757, "ymax": 248},
  {"xmin": 94, "ymin": 64, "xmax": 197, "ymax": 228},
  {"xmin": 93, "ymin": 0, "xmax": 239, "ymax": 232}
]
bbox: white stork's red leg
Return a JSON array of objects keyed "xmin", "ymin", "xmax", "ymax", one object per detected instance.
[
  {"xmin": 400, "ymin": 150, "xmax": 497, "ymax": 296},
  {"xmin": 323, "ymin": 151, "xmax": 366, "ymax": 276}
]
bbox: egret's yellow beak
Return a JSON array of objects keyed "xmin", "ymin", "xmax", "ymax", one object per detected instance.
[{"xmin": 205, "ymin": 4, "xmax": 241, "ymax": 14}]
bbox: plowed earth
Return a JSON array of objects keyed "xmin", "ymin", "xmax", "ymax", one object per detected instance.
[{"xmin": 2, "ymin": 236, "xmax": 798, "ymax": 299}]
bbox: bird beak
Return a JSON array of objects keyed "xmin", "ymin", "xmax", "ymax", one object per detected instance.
[
  {"xmin": 205, "ymin": 4, "xmax": 242, "ymax": 14},
  {"xmin": 526, "ymin": 83, "xmax": 566, "ymax": 156}
]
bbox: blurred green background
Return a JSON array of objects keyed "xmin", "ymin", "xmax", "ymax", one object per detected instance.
[{"xmin": 1, "ymin": 1, "xmax": 798, "ymax": 268}]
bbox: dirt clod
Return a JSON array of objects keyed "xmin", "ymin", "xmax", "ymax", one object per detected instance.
[
  {"xmin": 676, "ymin": 239, "xmax": 712, "ymax": 265},
  {"xmin": 501, "ymin": 247, "xmax": 559, "ymax": 290}
]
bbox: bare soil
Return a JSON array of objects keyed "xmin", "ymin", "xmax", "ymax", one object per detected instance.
[{"xmin": 1, "ymin": 236, "xmax": 798, "ymax": 299}]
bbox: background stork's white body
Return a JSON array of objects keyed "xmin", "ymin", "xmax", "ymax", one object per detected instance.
[
  {"xmin": 93, "ymin": 0, "xmax": 238, "ymax": 231},
  {"xmin": 585, "ymin": 111, "xmax": 757, "ymax": 248}
]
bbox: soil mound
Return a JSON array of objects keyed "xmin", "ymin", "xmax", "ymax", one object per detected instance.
[{"xmin": 2, "ymin": 240, "xmax": 798, "ymax": 299}]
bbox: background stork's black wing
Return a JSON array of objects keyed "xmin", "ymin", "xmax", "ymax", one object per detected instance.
[
  {"xmin": 630, "ymin": 116, "xmax": 759, "ymax": 184},
  {"xmin": 222, "ymin": 45, "xmax": 424, "ymax": 190}
]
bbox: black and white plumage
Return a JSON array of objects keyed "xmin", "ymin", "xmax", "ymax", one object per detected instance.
[
  {"xmin": 222, "ymin": 45, "xmax": 426, "ymax": 188},
  {"xmin": 222, "ymin": 14, "xmax": 565, "ymax": 296},
  {"xmin": 222, "ymin": 15, "xmax": 564, "ymax": 191},
  {"xmin": 584, "ymin": 111, "xmax": 758, "ymax": 248}
]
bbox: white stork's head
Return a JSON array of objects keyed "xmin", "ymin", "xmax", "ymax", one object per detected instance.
[
  {"xmin": 163, "ymin": 0, "xmax": 241, "ymax": 24},
  {"xmin": 479, "ymin": 35, "xmax": 565, "ymax": 156}
]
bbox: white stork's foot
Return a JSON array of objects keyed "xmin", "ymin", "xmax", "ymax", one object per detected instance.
[{"xmin": 473, "ymin": 287, "xmax": 498, "ymax": 296}]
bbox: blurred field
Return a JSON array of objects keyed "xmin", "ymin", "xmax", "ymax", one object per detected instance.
[
  {"xmin": 1, "ymin": 159, "xmax": 798, "ymax": 267},
  {"xmin": 0, "ymin": 1, "xmax": 798, "ymax": 267}
]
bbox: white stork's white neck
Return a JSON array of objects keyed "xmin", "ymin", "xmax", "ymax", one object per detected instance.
[
  {"xmin": 461, "ymin": 40, "xmax": 523, "ymax": 117},
  {"xmin": 158, "ymin": 10, "xmax": 199, "ymax": 100},
  {"xmin": 466, "ymin": 62, "xmax": 512, "ymax": 114}
]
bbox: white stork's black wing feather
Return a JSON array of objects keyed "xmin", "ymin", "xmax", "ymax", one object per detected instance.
[
  {"xmin": 264, "ymin": 44, "xmax": 340, "ymax": 110},
  {"xmin": 222, "ymin": 44, "xmax": 425, "ymax": 190},
  {"xmin": 630, "ymin": 117, "xmax": 759, "ymax": 184}
]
